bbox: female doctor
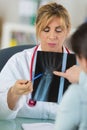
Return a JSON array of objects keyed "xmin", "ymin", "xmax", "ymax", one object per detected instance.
[{"xmin": 0, "ymin": 2, "xmax": 71, "ymax": 120}]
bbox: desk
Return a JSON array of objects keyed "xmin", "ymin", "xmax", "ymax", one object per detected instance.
[{"xmin": 0, "ymin": 117, "xmax": 54, "ymax": 130}]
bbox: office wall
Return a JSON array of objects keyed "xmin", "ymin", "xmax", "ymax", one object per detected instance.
[
  {"xmin": 0, "ymin": 0, "xmax": 18, "ymax": 23},
  {"xmin": 0, "ymin": 0, "xmax": 87, "ymax": 28},
  {"xmin": 57, "ymin": 0, "xmax": 87, "ymax": 28}
]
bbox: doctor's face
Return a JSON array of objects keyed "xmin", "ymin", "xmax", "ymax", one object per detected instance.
[{"xmin": 39, "ymin": 17, "xmax": 69, "ymax": 52}]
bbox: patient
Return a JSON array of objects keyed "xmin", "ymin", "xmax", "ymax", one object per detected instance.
[{"xmin": 54, "ymin": 22, "xmax": 87, "ymax": 130}]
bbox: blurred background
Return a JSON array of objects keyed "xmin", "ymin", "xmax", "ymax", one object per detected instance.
[{"xmin": 0, "ymin": 0, "xmax": 87, "ymax": 48}]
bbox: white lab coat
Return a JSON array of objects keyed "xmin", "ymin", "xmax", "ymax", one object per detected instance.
[{"xmin": 0, "ymin": 44, "xmax": 70, "ymax": 120}]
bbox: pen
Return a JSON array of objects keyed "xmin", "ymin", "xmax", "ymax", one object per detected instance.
[
  {"xmin": 32, "ymin": 73, "xmax": 43, "ymax": 81},
  {"xmin": 0, "ymin": 74, "xmax": 43, "ymax": 93}
]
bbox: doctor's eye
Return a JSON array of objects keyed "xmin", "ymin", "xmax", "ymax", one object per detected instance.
[
  {"xmin": 43, "ymin": 27, "xmax": 50, "ymax": 32},
  {"xmin": 55, "ymin": 27, "xmax": 63, "ymax": 33}
]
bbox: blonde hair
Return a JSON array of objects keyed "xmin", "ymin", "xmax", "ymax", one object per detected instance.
[{"xmin": 35, "ymin": 2, "xmax": 71, "ymax": 39}]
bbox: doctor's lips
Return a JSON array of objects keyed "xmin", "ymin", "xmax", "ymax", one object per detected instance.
[{"xmin": 48, "ymin": 43, "xmax": 56, "ymax": 46}]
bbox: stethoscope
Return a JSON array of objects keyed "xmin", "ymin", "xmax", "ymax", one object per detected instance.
[
  {"xmin": 28, "ymin": 45, "xmax": 39, "ymax": 106},
  {"xmin": 30, "ymin": 45, "xmax": 39, "ymax": 81},
  {"xmin": 28, "ymin": 45, "xmax": 70, "ymax": 106}
]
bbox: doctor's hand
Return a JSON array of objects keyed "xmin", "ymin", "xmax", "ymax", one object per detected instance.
[
  {"xmin": 53, "ymin": 65, "xmax": 82, "ymax": 83},
  {"xmin": 11, "ymin": 80, "xmax": 33, "ymax": 96},
  {"xmin": 7, "ymin": 80, "xmax": 33, "ymax": 110}
]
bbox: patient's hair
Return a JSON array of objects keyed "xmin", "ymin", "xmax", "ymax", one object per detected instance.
[{"xmin": 71, "ymin": 22, "xmax": 87, "ymax": 59}]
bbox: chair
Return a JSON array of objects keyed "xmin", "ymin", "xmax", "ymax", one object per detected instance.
[{"xmin": 0, "ymin": 45, "xmax": 35, "ymax": 72}]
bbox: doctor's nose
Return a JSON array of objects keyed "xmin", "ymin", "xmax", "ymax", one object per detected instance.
[{"xmin": 48, "ymin": 32, "xmax": 57, "ymax": 40}]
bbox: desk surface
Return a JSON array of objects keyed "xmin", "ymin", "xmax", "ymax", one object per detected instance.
[{"xmin": 0, "ymin": 117, "xmax": 54, "ymax": 130}]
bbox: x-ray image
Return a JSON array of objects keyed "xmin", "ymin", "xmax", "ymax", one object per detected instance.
[{"xmin": 32, "ymin": 51, "xmax": 76, "ymax": 103}]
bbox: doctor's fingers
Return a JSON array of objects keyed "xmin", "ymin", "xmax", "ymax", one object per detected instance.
[
  {"xmin": 15, "ymin": 79, "xmax": 31, "ymax": 84},
  {"xmin": 20, "ymin": 85, "xmax": 33, "ymax": 95},
  {"xmin": 12, "ymin": 83, "xmax": 33, "ymax": 95},
  {"xmin": 13, "ymin": 81, "xmax": 33, "ymax": 95},
  {"xmin": 15, "ymin": 85, "xmax": 33, "ymax": 95},
  {"xmin": 22, "ymin": 81, "xmax": 33, "ymax": 93}
]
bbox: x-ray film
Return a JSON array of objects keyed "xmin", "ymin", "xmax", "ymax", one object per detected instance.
[{"xmin": 31, "ymin": 51, "xmax": 76, "ymax": 103}]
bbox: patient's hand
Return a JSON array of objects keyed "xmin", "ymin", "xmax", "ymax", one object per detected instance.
[{"xmin": 53, "ymin": 65, "xmax": 82, "ymax": 83}]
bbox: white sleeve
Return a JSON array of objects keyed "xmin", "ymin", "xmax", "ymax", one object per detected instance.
[
  {"xmin": 0, "ymin": 51, "xmax": 30, "ymax": 119},
  {"xmin": 55, "ymin": 85, "xmax": 80, "ymax": 130},
  {"xmin": 17, "ymin": 101, "xmax": 58, "ymax": 120},
  {"xmin": 0, "ymin": 90, "xmax": 26, "ymax": 120}
]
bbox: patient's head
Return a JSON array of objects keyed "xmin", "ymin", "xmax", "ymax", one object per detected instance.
[{"xmin": 71, "ymin": 22, "xmax": 87, "ymax": 72}]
